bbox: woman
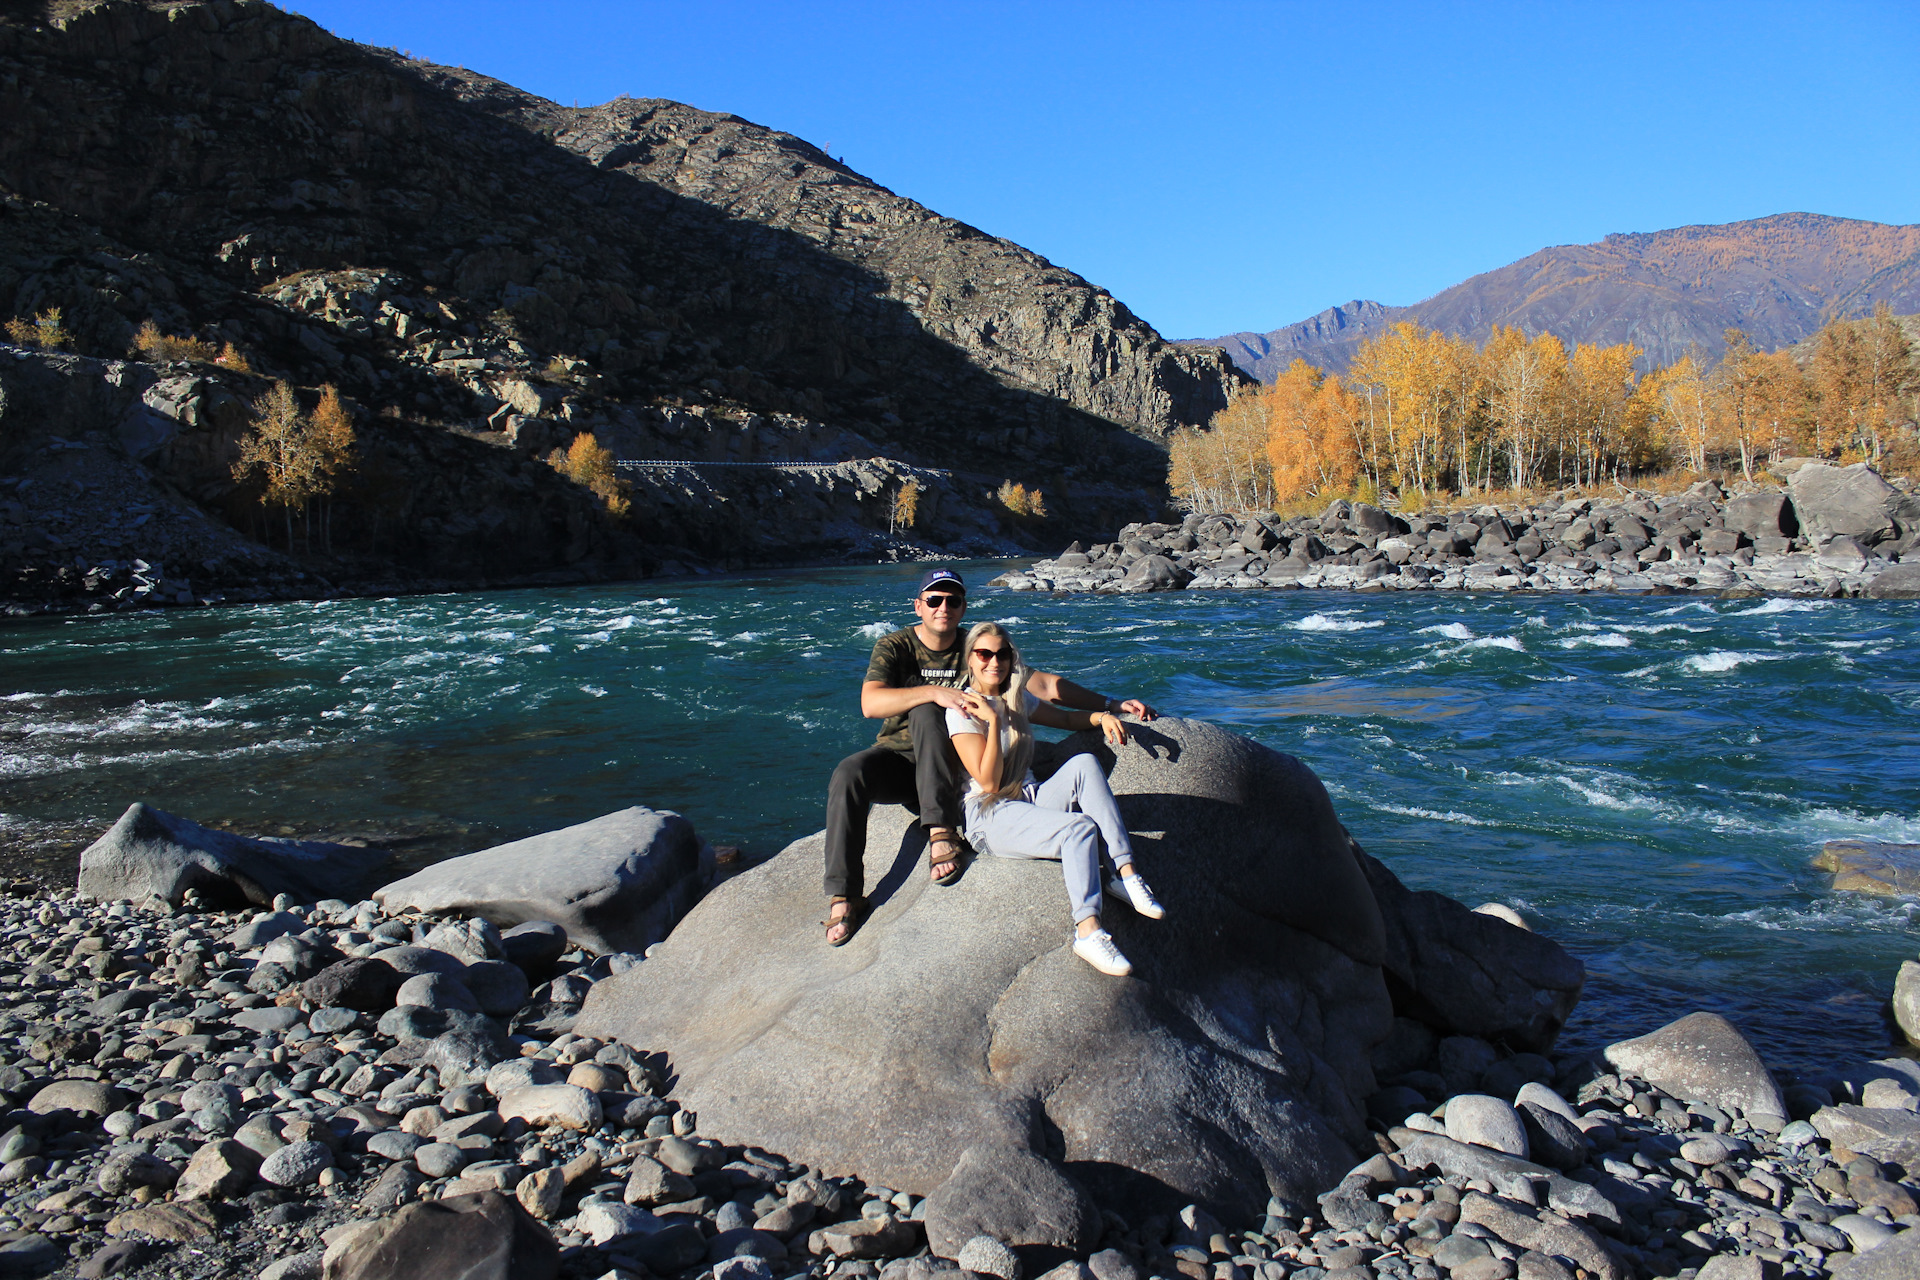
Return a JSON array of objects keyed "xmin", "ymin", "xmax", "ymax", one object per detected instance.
[{"xmin": 946, "ymin": 621, "xmax": 1165, "ymax": 976}]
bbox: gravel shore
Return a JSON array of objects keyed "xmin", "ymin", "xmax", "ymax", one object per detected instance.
[{"xmin": 0, "ymin": 887, "xmax": 1912, "ymax": 1280}]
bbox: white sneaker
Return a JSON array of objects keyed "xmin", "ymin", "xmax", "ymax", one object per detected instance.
[
  {"xmin": 1072, "ymin": 927, "xmax": 1133, "ymax": 977},
  {"xmin": 1106, "ymin": 872, "xmax": 1166, "ymax": 920}
]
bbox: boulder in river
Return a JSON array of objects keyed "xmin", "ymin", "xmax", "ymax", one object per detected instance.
[
  {"xmin": 374, "ymin": 807, "xmax": 715, "ymax": 955},
  {"xmin": 1603, "ymin": 1012, "xmax": 1786, "ymax": 1121},
  {"xmin": 576, "ymin": 719, "xmax": 1584, "ymax": 1227},
  {"xmin": 1813, "ymin": 840, "xmax": 1920, "ymax": 895},
  {"xmin": 1788, "ymin": 463, "xmax": 1899, "ymax": 546},
  {"xmin": 77, "ymin": 803, "xmax": 391, "ymax": 908},
  {"xmin": 1867, "ymin": 563, "xmax": 1920, "ymax": 600}
]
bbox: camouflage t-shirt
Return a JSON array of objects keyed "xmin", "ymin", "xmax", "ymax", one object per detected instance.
[{"xmin": 865, "ymin": 627, "xmax": 967, "ymax": 751}]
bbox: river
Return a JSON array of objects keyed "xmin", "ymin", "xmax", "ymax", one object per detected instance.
[{"xmin": 3, "ymin": 561, "xmax": 1916, "ymax": 1069}]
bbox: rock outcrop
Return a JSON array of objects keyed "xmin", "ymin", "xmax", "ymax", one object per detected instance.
[
  {"xmin": 575, "ymin": 719, "xmax": 1583, "ymax": 1228},
  {"xmin": 0, "ymin": 0, "xmax": 1247, "ymax": 607}
]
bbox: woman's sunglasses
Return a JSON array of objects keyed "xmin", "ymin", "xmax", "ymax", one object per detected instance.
[{"xmin": 971, "ymin": 648, "xmax": 1011, "ymax": 663}]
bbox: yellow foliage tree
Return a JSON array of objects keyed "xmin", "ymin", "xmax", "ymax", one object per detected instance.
[
  {"xmin": 232, "ymin": 381, "xmax": 356, "ymax": 550},
  {"xmin": 1563, "ymin": 340, "xmax": 1646, "ymax": 487},
  {"xmin": 995, "ymin": 480, "xmax": 1047, "ymax": 518},
  {"xmin": 131, "ymin": 320, "xmax": 219, "ymax": 363},
  {"xmin": 1483, "ymin": 327, "xmax": 1568, "ymax": 490},
  {"xmin": 4, "ymin": 307, "xmax": 70, "ymax": 351},
  {"xmin": 548, "ymin": 432, "xmax": 631, "ymax": 518},
  {"xmin": 1264, "ymin": 360, "xmax": 1362, "ymax": 502},
  {"xmin": 891, "ymin": 479, "xmax": 922, "ymax": 534}
]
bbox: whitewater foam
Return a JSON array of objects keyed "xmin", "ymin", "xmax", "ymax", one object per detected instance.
[
  {"xmin": 1293, "ymin": 613, "xmax": 1386, "ymax": 632},
  {"xmin": 1685, "ymin": 651, "xmax": 1782, "ymax": 674}
]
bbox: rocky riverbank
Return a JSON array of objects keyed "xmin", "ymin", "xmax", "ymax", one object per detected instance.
[
  {"xmin": 5, "ymin": 726, "xmax": 1919, "ymax": 1280},
  {"xmin": 994, "ymin": 466, "xmax": 1920, "ymax": 600},
  {"xmin": 0, "ymin": 876, "xmax": 1917, "ymax": 1278}
]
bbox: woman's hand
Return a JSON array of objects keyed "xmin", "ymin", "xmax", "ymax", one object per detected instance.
[
  {"xmin": 1092, "ymin": 711, "xmax": 1130, "ymax": 747},
  {"xmin": 960, "ymin": 690, "xmax": 1001, "ymax": 724}
]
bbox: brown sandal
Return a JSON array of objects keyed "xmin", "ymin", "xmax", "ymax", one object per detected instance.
[
  {"xmin": 928, "ymin": 831, "xmax": 964, "ymax": 886},
  {"xmin": 823, "ymin": 896, "xmax": 865, "ymax": 947}
]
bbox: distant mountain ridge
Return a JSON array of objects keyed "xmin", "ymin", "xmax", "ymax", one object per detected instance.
[{"xmin": 1187, "ymin": 213, "xmax": 1920, "ymax": 380}]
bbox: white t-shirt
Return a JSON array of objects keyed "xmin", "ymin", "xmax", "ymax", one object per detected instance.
[{"xmin": 946, "ymin": 689, "xmax": 1041, "ymax": 799}]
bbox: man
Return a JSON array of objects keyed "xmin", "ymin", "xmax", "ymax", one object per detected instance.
[{"xmin": 823, "ymin": 568, "xmax": 1158, "ymax": 945}]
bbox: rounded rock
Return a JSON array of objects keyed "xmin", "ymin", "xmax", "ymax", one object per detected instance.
[
  {"xmin": 394, "ymin": 971, "xmax": 479, "ymax": 1013},
  {"xmin": 1444, "ymin": 1094, "xmax": 1530, "ymax": 1158},
  {"xmin": 29, "ymin": 1079, "xmax": 126, "ymax": 1117},
  {"xmin": 258, "ymin": 1140, "xmax": 333, "ymax": 1188},
  {"xmin": 461, "ymin": 960, "xmax": 531, "ymax": 1018},
  {"xmin": 957, "ymin": 1236, "xmax": 1022, "ymax": 1280},
  {"xmin": 1679, "ymin": 1134, "xmax": 1744, "ymax": 1166},
  {"xmin": 371, "ymin": 945, "xmax": 468, "ymax": 979},
  {"xmin": 308, "ymin": 1007, "xmax": 361, "ymax": 1035},
  {"xmin": 496, "ymin": 1083, "xmax": 601, "ymax": 1132},
  {"xmin": 568, "ymin": 1062, "xmax": 626, "ymax": 1093},
  {"xmin": 414, "ymin": 1143, "xmax": 469, "ymax": 1178}
]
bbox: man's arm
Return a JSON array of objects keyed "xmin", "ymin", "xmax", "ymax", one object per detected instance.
[
  {"xmin": 1026, "ymin": 669, "xmax": 1159, "ymax": 721},
  {"xmin": 860, "ymin": 680, "xmax": 969, "ymax": 719}
]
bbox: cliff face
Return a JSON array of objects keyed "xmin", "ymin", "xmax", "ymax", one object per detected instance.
[
  {"xmin": 1188, "ymin": 213, "xmax": 1920, "ymax": 378},
  {"xmin": 0, "ymin": 0, "xmax": 1244, "ymax": 605}
]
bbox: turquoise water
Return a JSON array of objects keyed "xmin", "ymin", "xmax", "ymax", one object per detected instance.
[{"xmin": 3, "ymin": 562, "xmax": 1917, "ymax": 1069}]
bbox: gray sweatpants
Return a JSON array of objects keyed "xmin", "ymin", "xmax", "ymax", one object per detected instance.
[{"xmin": 962, "ymin": 753, "xmax": 1134, "ymax": 923}]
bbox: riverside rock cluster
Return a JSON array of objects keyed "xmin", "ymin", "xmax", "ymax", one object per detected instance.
[{"xmin": 998, "ymin": 466, "xmax": 1920, "ymax": 600}]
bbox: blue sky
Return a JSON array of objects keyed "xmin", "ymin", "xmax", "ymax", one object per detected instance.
[{"xmin": 295, "ymin": 1, "xmax": 1920, "ymax": 341}]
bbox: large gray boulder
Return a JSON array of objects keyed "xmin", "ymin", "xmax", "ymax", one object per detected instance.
[
  {"xmin": 1868, "ymin": 563, "xmax": 1920, "ymax": 599},
  {"xmin": 1603, "ymin": 1012, "xmax": 1786, "ymax": 1119},
  {"xmin": 1723, "ymin": 491, "xmax": 1797, "ymax": 539},
  {"xmin": 1788, "ymin": 463, "xmax": 1898, "ymax": 546},
  {"xmin": 374, "ymin": 808, "xmax": 714, "ymax": 955},
  {"xmin": 575, "ymin": 720, "xmax": 1583, "ymax": 1228},
  {"xmin": 77, "ymin": 803, "xmax": 391, "ymax": 909}
]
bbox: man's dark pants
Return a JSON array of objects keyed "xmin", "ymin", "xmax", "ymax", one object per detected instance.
[{"xmin": 824, "ymin": 702, "xmax": 962, "ymax": 901}]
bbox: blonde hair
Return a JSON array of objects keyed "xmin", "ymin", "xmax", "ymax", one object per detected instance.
[{"xmin": 964, "ymin": 621, "xmax": 1034, "ymax": 808}]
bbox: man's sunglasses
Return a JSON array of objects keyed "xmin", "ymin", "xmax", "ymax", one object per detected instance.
[
  {"xmin": 971, "ymin": 648, "xmax": 1011, "ymax": 663},
  {"xmin": 921, "ymin": 593, "xmax": 966, "ymax": 609}
]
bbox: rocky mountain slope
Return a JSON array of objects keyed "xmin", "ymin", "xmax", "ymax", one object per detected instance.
[
  {"xmin": 1190, "ymin": 213, "xmax": 1920, "ymax": 378},
  {"xmin": 0, "ymin": 0, "xmax": 1245, "ymax": 608}
]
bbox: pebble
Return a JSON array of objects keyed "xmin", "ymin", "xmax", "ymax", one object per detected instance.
[
  {"xmin": 258, "ymin": 1140, "xmax": 333, "ymax": 1188},
  {"xmin": 411, "ymin": 1141, "xmax": 469, "ymax": 1177}
]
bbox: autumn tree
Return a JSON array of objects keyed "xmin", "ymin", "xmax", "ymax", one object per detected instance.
[
  {"xmin": 1564, "ymin": 341, "xmax": 1645, "ymax": 487},
  {"xmin": 1482, "ymin": 327, "xmax": 1568, "ymax": 490},
  {"xmin": 890, "ymin": 478, "xmax": 922, "ymax": 534},
  {"xmin": 4, "ymin": 307, "xmax": 70, "ymax": 351},
  {"xmin": 547, "ymin": 432, "xmax": 630, "ymax": 518},
  {"xmin": 1265, "ymin": 360, "xmax": 1362, "ymax": 502},
  {"xmin": 1168, "ymin": 382, "xmax": 1276, "ymax": 512},
  {"xmin": 232, "ymin": 381, "xmax": 357, "ymax": 550},
  {"xmin": 995, "ymin": 480, "xmax": 1046, "ymax": 518}
]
